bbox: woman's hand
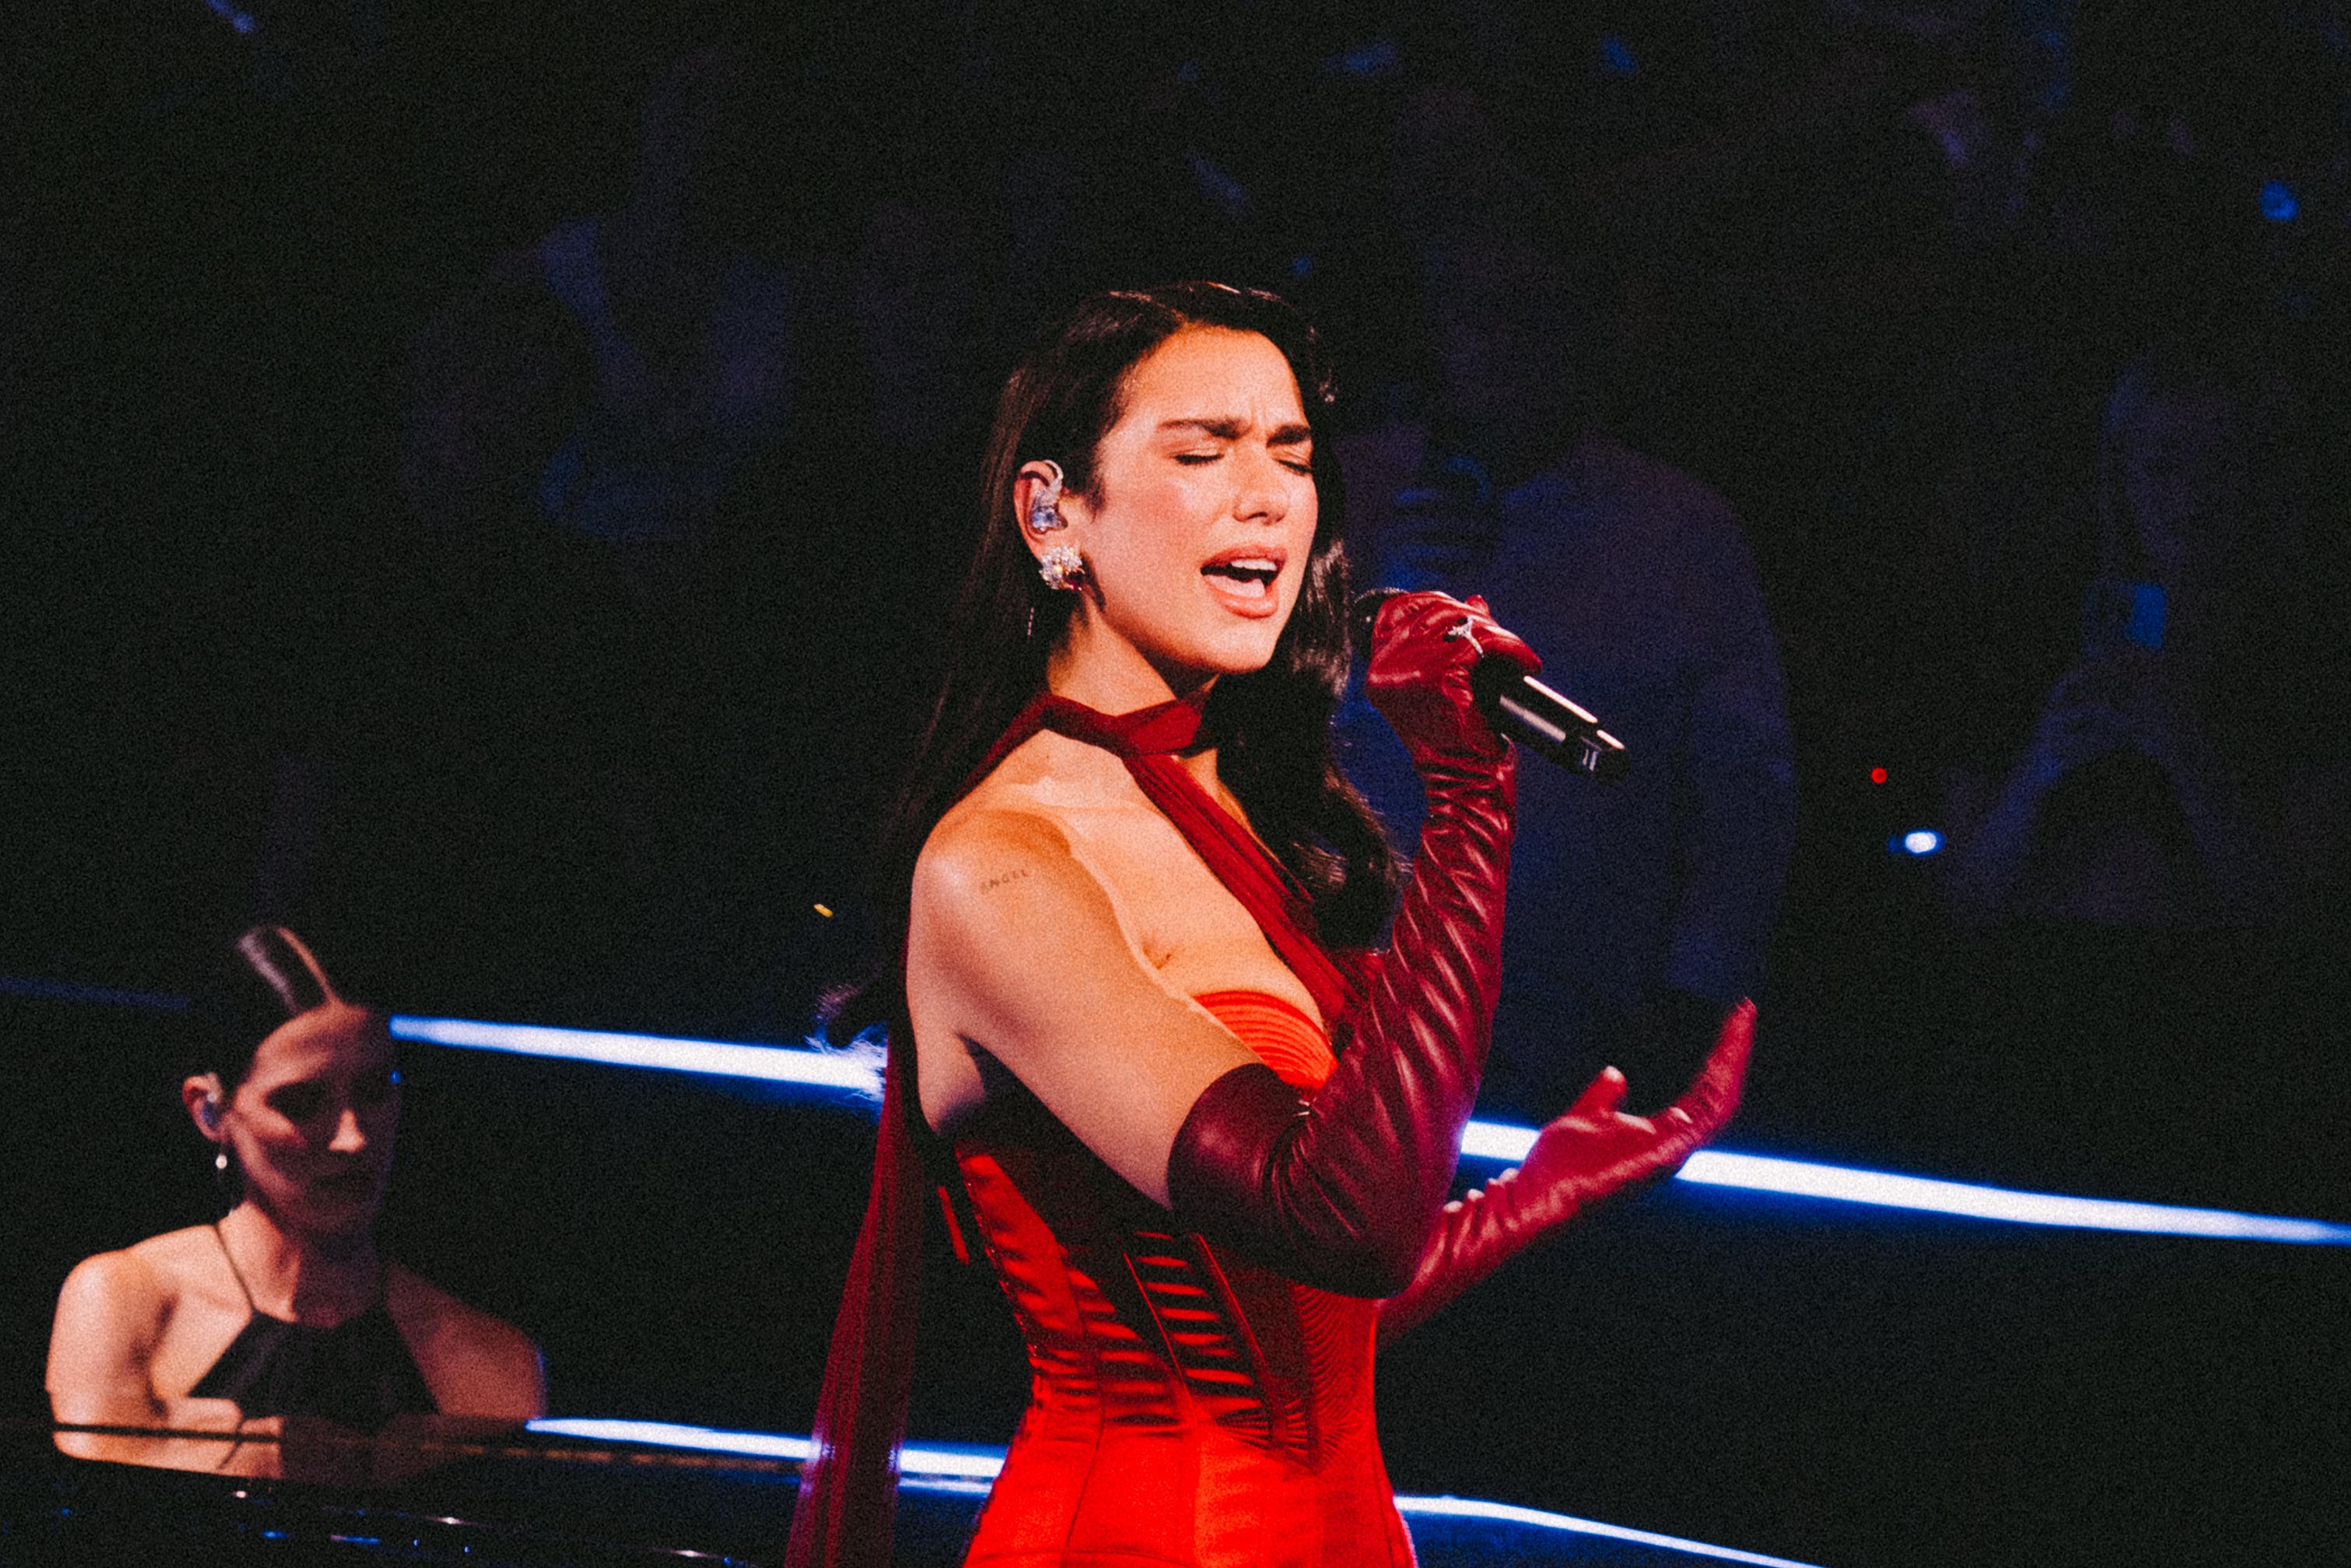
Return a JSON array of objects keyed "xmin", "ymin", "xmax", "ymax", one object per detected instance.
[
  {"xmin": 2019, "ymin": 661, "xmax": 2131, "ymax": 789},
  {"xmin": 1505, "ymin": 999, "xmax": 1751, "ymax": 1225},
  {"xmin": 1364, "ymin": 591, "xmax": 1541, "ymax": 771},
  {"xmin": 1377, "ymin": 1001, "xmax": 1753, "ymax": 1344}
]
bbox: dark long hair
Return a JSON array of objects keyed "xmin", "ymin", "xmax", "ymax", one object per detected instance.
[
  {"xmin": 831, "ymin": 282, "xmax": 1397, "ymax": 1040},
  {"xmin": 187, "ymin": 926, "xmax": 342, "ymax": 1092}
]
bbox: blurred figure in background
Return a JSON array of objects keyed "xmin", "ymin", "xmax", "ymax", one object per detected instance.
[
  {"xmin": 1340, "ymin": 89, "xmax": 1795, "ymax": 1118},
  {"xmin": 365, "ymin": 40, "xmax": 863, "ymax": 1032},
  {"xmin": 47, "ymin": 928, "xmax": 543, "ymax": 1458},
  {"xmin": 1942, "ymin": 332, "xmax": 2346, "ymax": 926},
  {"xmin": 402, "ymin": 44, "xmax": 799, "ymax": 585}
]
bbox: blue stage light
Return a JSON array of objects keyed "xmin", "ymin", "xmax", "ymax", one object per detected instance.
[
  {"xmin": 396, "ymin": 1014, "xmax": 2351, "ymax": 1246},
  {"xmin": 1461, "ymin": 1123, "xmax": 2351, "ymax": 1242},
  {"xmin": 1675, "ymin": 1150, "xmax": 2351, "ymax": 1244},
  {"xmin": 388, "ymin": 1015, "xmax": 884, "ymax": 1099},
  {"xmin": 1599, "ymin": 35, "xmax": 1640, "ymax": 76},
  {"xmin": 528, "ymin": 1419, "xmax": 812, "ymax": 1461},
  {"xmin": 525, "ymin": 1421, "xmax": 1827, "ymax": 1563},
  {"xmin": 2260, "ymin": 181, "xmax": 2299, "ymax": 222},
  {"xmin": 1891, "ymin": 828, "xmax": 1942, "ymax": 856}
]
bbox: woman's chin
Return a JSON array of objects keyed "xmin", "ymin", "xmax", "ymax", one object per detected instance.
[{"xmin": 290, "ymin": 1183, "xmax": 386, "ymax": 1237}]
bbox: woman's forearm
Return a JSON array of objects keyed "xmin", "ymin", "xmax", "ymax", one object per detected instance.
[
  {"xmin": 1168, "ymin": 756, "xmax": 1516, "ymax": 1296},
  {"xmin": 1943, "ymin": 760, "xmax": 2053, "ymax": 923},
  {"xmin": 1167, "ymin": 592, "xmax": 1528, "ymax": 1296}
]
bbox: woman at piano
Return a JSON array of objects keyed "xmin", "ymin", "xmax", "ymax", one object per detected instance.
[{"xmin": 47, "ymin": 926, "xmax": 545, "ymax": 1451}]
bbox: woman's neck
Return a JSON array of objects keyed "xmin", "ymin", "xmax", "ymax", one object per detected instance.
[
  {"xmin": 1045, "ymin": 613, "xmax": 1214, "ymax": 716},
  {"xmin": 219, "ymin": 1201, "xmax": 382, "ymax": 1325}
]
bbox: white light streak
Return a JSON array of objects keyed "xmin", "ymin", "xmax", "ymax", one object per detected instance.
[
  {"xmin": 1457, "ymin": 1124, "xmax": 2351, "ymax": 1243},
  {"xmin": 389, "ymin": 1016, "xmax": 883, "ymax": 1096},
  {"xmin": 527, "ymin": 1419, "xmax": 813, "ymax": 1460},
  {"xmin": 1675, "ymin": 1151, "xmax": 2351, "ymax": 1244},
  {"xmin": 1460, "ymin": 1120, "xmax": 1537, "ymax": 1162},
  {"xmin": 400, "ymin": 1015, "xmax": 2351, "ymax": 1246},
  {"xmin": 525, "ymin": 1419, "xmax": 997, "ymax": 1479}
]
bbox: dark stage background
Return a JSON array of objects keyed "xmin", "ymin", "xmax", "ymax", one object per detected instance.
[{"xmin": 5, "ymin": 4, "xmax": 2349, "ymax": 1566}]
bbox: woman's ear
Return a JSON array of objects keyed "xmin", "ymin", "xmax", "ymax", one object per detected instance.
[
  {"xmin": 183, "ymin": 1074, "xmax": 227, "ymax": 1141},
  {"xmin": 1013, "ymin": 459, "xmax": 1080, "ymax": 564}
]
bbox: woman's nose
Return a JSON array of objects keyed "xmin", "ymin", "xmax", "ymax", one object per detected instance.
[
  {"xmin": 1232, "ymin": 449, "xmax": 1292, "ymax": 522},
  {"xmin": 329, "ymin": 1106, "xmax": 369, "ymax": 1154}
]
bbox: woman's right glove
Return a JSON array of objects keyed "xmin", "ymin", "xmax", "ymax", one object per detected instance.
[
  {"xmin": 1166, "ymin": 592, "xmax": 1537, "ymax": 1296},
  {"xmin": 1377, "ymin": 1000, "xmax": 1753, "ymax": 1344}
]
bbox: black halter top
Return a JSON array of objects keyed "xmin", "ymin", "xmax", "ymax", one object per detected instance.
[{"xmin": 188, "ymin": 1225, "xmax": 438, "ymax": 1429}]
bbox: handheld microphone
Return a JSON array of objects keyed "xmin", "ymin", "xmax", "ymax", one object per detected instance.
[{"xmin": 1353, "ymin": 589, "xmax": 1629, "ymax": 782}]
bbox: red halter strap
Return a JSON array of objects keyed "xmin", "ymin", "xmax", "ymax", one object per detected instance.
[{"xmin": 1007, "ymin": 691, "xmax": 1362, "ymax": 1028}]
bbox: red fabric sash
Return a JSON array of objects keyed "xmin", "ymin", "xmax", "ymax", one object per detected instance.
[{"xmin": 784, "ymin": 690, "xmax": 1361, "ymax": 1567}]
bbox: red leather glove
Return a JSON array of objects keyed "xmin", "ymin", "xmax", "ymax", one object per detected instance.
[
  {"xmin": 1376, "ymin": 1000, "xmax": 1754, "ymax": 1344},
  {"xmin": 1168, "ymin": 592, "xmax": 1537, "ymax": 1296},
  {"xmin": 1362, "ymin": 591, "xmax": 1538, "ymax": 772}
]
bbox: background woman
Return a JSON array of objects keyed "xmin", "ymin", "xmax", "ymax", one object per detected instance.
[
  {"xmin": 47, "ymin": 926, "xmax": 545, "ymax": 1454},
  {"xmin": 787, "ymin": 282, "xmax": 1752, "ymax": 1568}
]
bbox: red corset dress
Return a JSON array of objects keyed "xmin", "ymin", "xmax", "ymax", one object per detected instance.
[{"xmin": 954, "ymin": 988, "xmax": 1414, "ymax": 1568}]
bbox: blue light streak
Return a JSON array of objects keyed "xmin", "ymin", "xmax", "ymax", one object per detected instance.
[
  {"xmin": 2260, "ymin": 181, "xmax": 2299, "ymax": 222},
  {"xmin": 401, "ymin": 1015, "xmax": 2351, "ymax": 1246},
  {"xmin": 525, "ymin": 1419, "xmax": 998, "ymax": 1478},
  {"xmin": 528, "ymin": 1419, "xmax": 813, "ymax": 1461},
  {"xmin": 1675, "ymin": 1151, "xmax": 2351, "ymax": 1244},
  {"xmin": 525, "ymin": 1421, "xmax": 1824, "ymax": 1564},
  {"xmin": 1460, "ymin": 1121, "xmax": 2349, "ymax": 1241},
  {"xmin": 388, "ymin": 1015, "xmax": 884, "ymax": 1099}
]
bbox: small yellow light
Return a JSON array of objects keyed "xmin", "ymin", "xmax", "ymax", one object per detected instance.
[{"xmin": 814, "ymin": 904, "xmax": 834, "ymax": 919}]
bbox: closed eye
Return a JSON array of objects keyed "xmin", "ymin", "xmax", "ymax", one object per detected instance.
[{"xmin": 268, "ymin": 1084, "xmax": 330, "ymax": 1123}]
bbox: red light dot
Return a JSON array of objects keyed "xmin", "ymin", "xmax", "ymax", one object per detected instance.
[{"xmin": 1869, "ymin": 766, "xmax": 1888, "ymax": 785}]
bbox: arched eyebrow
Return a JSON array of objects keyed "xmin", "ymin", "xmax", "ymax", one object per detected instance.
[{"xmin": 1157, "ymin": 417, "xmax": 1315, "ymax": 448}]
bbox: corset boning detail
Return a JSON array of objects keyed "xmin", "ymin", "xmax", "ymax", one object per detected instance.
[{"xmin": 954, "ymin": 992, "xmax": 1415, "ymax": 1567}]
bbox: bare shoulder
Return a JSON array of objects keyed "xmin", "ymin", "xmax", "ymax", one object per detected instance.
[
  {"xmin": 60, "ymin": 1222, "xmax": 235, "ymax": 1319},
  {"xmin": 915, "ymin": 793, "xmax": 1089, "ymax": 925},
  {"xmin": 385, "ymin": 1267, "xmax": 546, "ymax": 1420},
  {"xmin": 47, "ymin": 1236, "xmax": 201, "ymax": 1419},
  {"xmin": 54, "ymin": 1243, "xmax": 172, "ymax": 1333}
]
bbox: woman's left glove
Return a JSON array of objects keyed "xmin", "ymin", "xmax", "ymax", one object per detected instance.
[{"xmin": 1376, "ymin": 1000, "xmax": 1754, "ymax": 1344}]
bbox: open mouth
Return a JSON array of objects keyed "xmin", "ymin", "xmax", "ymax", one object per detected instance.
[{"xmin": 1200, "ymin": 554, "xmax": 1283, "ymax": 603}]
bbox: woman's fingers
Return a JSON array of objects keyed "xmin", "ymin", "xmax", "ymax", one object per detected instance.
[
  {"xmin": 1562, "ymin": 1064, "xmax": 1629, "ymax": 1122},
  {"xmin": 1674, "ymin": 1000, "xmax": 1754, "ymax": 1137}
]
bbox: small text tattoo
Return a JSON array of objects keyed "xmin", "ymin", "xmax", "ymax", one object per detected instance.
[{"xmin": 979, "ymin": 868, "xmax": 1032, "ymax": 895}]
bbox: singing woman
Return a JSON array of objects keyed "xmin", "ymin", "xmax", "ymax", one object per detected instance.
[{"xmin": 787, "ymin": 283, "xmax": 1751, "ymax": 1567}]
